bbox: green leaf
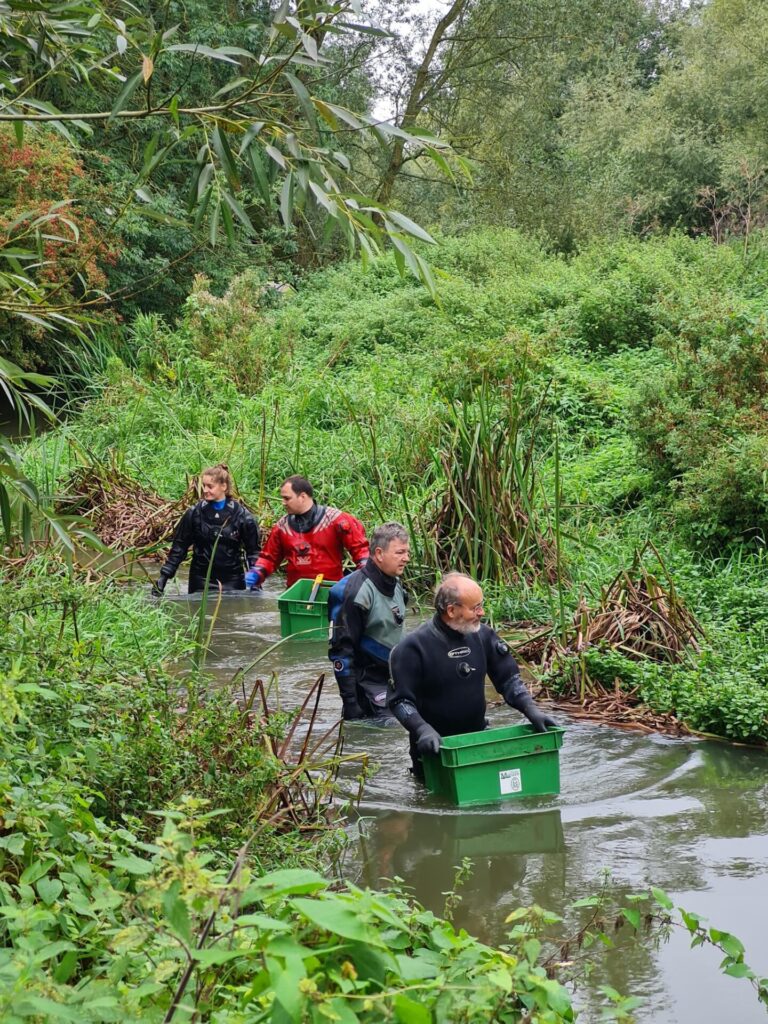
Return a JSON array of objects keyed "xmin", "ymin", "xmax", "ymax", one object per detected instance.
[
  {"xmin": 0, "ymin": 833, "xmax": 25, "ymax": 855},
  {"xmin": 245, "ymin": 146, "xmax": 272, "ymax": 207},
  {"xmin": 242, "ymin": 868, "xmax": 327, "ymax": 904},
  {"xmin": 212, "ymin": 125, "xmax": 240, "ymax": 188},
  {"xmin": 621, "ymin": 907, "xmax": 641, "ymax": 930},
  {"xmin": 37, "ymin": 877, "xmax": 64, "ymax": 905},
  {"xmin": 280, "ymin": 172, "xmax": 294, "ymax": 227},
  {"xmin": 393, "ymin": 994, "xmax": 432, "ymax": 1024},
  {"xmin": 163, "ymin": 884, "xmax": 192, "ymax": 943},
  {"xmin": 325, "ymin": 998, "xmax": 360, "ymax": 1024},
  {"xmin": 651, "ymin": 887, "xmax": 674, "ymax": 910},
  {"xmin": 209, "ymin": 198, "xmax": 221, "ymax": 246},
  {"xmin": 395, "ymin": 953, "xmax": 440, "ymax": 981},
  {"xmin": 681, "ymin": 910, "xmax": 703, "ymax": 933},
  {"xmin": 710, "ymin": 929, "xmax": 745, "ymax": 959},
  {"xmin": 20, "ymin": 859, "xmax": 55, "ymax": 886},
  {"xmin": 313, "ymin": 101, "xmax": 361, "ymax": 130},
  {"xmin": 284, "ymin": 72, "xmax": 317, "ymax": 134},
  {"xmin": 221, "ymin": 195, "xmax": 235, "ymax": 244},
  {"xmin": 270, "ymin": 953, "xmax": 306, "ymax": 1020},
  {"xmin": 265, "ymin": 144, "xmax": 287, "ymax": 170},
  {"xmin": 308, "ymin": 181, "xmax": 338, "ymax": 219},
  {"xmin": 724, "ymin": 962, "xmax": 754, "ymax": 979},
  {"xmin": 10, "ymin": 995, "xmax": 80, "ymax": 1021},
  {"xmin": 383, "ymin": 210, "xmax": 435, "ymax": 244},
  {"xmin": 53, "ymin": 950, "xmax": 79, "ymax": 984},
  {"xmin": 234, "ymin": 912, "xmax": 292, "ymax": 932},
  {"xmin": 291, "ymin": 897, "xmax": 374, "ymax": 943},
  {"xmin": 108, "ymin": 70, "xmax": 142, "ymax": 123},
  {"xmin": 37, "ymin": 941, "xmax": 76, "ymax": 963},
  {"xmin": 166, "ymin": 43, "xmax": 241, "ymax": 63},
  {"xmin": 111, "ymin": 854, "xmax": 155, "ymax": 876},
  {"xmin": 193, "ymin": 948, "xmax": 243, "ymax": 966},
  {"xmin": 337, "ymin": 20, "xmax": 389, "ymax": 37},
  {"xmin": 223, "ymin": 191, "xmax": 254, "ymax": 234}
]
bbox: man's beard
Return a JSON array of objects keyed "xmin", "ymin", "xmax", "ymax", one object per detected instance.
[{"xmin": 452, "ymin": 620, "xmax": 482, "ymax": 635}]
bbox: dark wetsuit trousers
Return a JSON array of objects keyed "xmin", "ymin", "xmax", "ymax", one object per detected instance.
[
  {"xmin": 356, "ymin": 665, "xmax": 393, "ymax": 721},
  {"xmin": 188, "ymin": 574, "xmax": 246, "ymax": 594}
]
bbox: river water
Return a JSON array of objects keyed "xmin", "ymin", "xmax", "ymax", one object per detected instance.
[{"xmin": 163, "ymin": 580, "xmax": 768, "ymax": 1024}]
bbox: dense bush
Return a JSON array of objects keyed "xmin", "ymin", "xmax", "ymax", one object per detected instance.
[
  {"xmin": 0, "ymin": 126, "xmax": 119, "ymax": 369},
  {"xmin": 631, "ymin": 301, "xmax": 768, "ymax": 545}
]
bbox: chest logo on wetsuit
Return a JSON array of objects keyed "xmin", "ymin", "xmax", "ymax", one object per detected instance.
[
  {"xmin": 447, "ymin": 647, "xmax": 471, "ymax": 658},
  {"xmin": 295, "ymin": 542, "xmax": 311, "ymax": 565}
]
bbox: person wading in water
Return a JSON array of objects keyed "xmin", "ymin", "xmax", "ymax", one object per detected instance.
[{"xmin": 155, "ymin": 464, "xmax": 260, "ymax": 595}]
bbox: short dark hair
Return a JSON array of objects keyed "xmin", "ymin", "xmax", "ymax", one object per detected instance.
[
  {"xmin": 370, "ymin": 522, "xmax": 409, "ymax": 554},
  {"xmin": 283, "ymin": 475, "xmax": 313, "ymax": 498}
]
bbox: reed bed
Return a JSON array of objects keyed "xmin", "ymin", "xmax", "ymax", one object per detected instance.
[{"xmin": 428, "ymin": 381, "xmax": 559, "ymax": 584}]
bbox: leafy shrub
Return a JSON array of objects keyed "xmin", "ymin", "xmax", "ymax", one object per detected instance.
[
  {"xmin": 0, "ymin": 126, "xmax": 120, "ymax": 368},
  {"xmin": 631, "ymin": 301, "xmax": 768, "ymax": 545}
]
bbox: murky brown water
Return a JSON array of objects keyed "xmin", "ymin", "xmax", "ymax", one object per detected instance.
[{"xmin": 163, "ymin": 579, "xmax": 768, "ymax": 1024}]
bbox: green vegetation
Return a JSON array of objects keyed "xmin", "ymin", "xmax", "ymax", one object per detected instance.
[
  {"xmin": 17, "ymin": 228, "xmax": 768, "ymax": 750},
  {"xmin": 4, "ymin": 0, "xmax": 768, "ymax": 1018}
]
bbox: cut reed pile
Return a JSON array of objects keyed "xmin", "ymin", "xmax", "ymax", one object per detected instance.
[
  {"xmin": 513, "ymin": 549, "xmax": 703, "ymax": 727},
  {"xmin": 57, "ymin": 462, "xmax": 186, "ymax": 550},
  {"xmin": 522, "ymin": 562, "xmax": 702, "ymax": 672}
]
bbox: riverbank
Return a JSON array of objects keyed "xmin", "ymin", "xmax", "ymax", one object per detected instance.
[{"xmin": 18, "ymin": 229, "xmax": 768, "ymax": 747}]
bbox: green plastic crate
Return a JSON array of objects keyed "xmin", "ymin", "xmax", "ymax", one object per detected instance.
[
  {"xmin": 422, "ymin": 723, "xmax": 565, "ymax": 807},
  {"xmin": 277, "ymin": 578, "xmax": 333, "ymax": 640}
]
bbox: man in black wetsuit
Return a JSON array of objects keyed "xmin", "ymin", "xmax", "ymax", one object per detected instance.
[{"xmin": 388, "ymin": 572, "xmax": 557, "ymax": 776}]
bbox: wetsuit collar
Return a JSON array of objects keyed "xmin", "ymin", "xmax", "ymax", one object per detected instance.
[
  {"xmin": 288, "ymin": 502, "xmax": 326, "ymax": 534},
  {"xmin": 362, "ymin": 558, "xmax": 398, "ymax": 597},
  {"xmin": 432, "ymin": 612, "xmax": 473, "ymax": 642},
  {"xmin": 202, "ymin": 498, "xmax": 234, "ymax": 510}
]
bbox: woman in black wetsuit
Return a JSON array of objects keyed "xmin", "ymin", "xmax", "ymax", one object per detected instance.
[{"xmin": 154, "ymin": 464, "xmax": 260, "ymax": 594}]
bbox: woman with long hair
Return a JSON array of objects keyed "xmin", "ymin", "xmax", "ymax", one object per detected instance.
[{"xmin": 155, "ymin": 464, "xmax": 260, "ymax": 594}]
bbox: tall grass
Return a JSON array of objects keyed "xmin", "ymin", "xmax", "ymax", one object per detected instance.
[{"xmin": 423, "ymin": 379, "xmax": 559, "ymax": 584}]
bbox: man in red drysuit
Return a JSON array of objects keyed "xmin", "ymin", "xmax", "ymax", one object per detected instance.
[{"xmin": 248, "ymin": 476, "xmax": 369, "ymax": 588}]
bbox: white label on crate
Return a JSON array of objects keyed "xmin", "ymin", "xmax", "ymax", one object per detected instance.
[{"xmin": 499, "ymin": 768, "xmax": 522, "ymax": 795}]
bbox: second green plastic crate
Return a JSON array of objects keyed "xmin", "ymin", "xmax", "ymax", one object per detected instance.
[
  {"xmin": 422, "ymin": 722, "xmax": 565, "ymax": 807},
  {"xmin": 277, "ymin": 578, "xmax": 333, "ymax": 640}
]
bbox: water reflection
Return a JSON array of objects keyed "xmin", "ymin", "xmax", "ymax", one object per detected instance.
[{"xmin": 357, "ymin": 808, "xmax": 564, "ymax": 943}]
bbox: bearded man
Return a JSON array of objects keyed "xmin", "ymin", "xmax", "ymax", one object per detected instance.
[{"xmin": 388, "ymin": 572, "xmax": 557, "ymax": 778}]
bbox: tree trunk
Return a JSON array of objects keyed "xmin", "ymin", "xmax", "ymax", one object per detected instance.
[{"xmin": 376, "ymin": 0, "xmax": 468, "ymax": 205}]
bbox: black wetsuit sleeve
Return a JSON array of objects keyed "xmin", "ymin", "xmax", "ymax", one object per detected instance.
[
  {"xmin": 241, "ymin": 510, "xmax": 261, "ymax": 565},
  {"xmin": 388, "ymin": 639, "xmax": 430, "ymax": 736},
  {"xmin": 160, "ymin": 508, "xmax": 195, "ymax": 581},
  {"xmin": 328, "ymin": 583, "xmax": 367, "ymax": 680},
  {"xmin": 485, "ymin": 629, "xmax": 530, "ymax": 709}
]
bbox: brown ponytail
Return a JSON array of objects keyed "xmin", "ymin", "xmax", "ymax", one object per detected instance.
[{"xmin": 201, "ymin": 463, "xmax": 233, "ymax": 497}]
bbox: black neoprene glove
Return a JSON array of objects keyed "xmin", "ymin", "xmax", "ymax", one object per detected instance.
[
  {"xmin": 520, "ymin": 700, "xmax": 557, "ymax": 733},
  {"xmin": 415, "ymin": 722, "xmax": 442, "ymax": 756},
  {"xmin": 152, "ymin": 576, "xmax": 168, "ymax": 597}
]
